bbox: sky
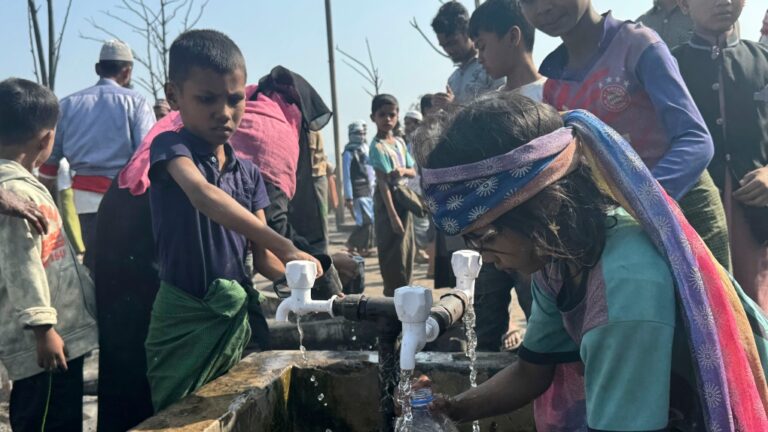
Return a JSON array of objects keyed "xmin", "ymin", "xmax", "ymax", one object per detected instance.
[{"xmin": 1, "ymin": 1, "xmax": 765, "ymax": 164}]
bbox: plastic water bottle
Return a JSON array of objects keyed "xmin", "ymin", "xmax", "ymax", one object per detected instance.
[{"xmin": 410, "ymin": 388, "xmax": 460, "ymax": 432}]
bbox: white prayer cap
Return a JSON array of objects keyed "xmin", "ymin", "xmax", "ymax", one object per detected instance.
[
  {"xmin": 99, "ymin": 40, "xmax": 133, "ymax": 62},
  {"xmin": 405, "ymin": 110, "xmax": 423, "ymax": 122}
]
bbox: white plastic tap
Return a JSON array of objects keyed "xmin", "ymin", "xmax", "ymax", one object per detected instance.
[
  {"xmin": 394, "ymin": 286, "xmax": 433, "ymax": 371},
  {"xmin": 451, "ymin": 250, "xmax": 483, "ymax": 302},
  {"xmin": 275, "ymin": 261, "xmax": 337, "ymax": 321}
]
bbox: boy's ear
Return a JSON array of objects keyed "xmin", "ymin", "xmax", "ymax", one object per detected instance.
[
  {"xmin": 677, "ymin": 0, "xmax": 690, "ymax": 15},
  {"xmin": 507, "ymin": 27, "xmax": 523, "ymax": 48},
  {"xmin": 370, "ymin": 113, "xmax": 375, "ymax": 122},
  {"xmin": 38, "ymin": 129, "xmax": 55, "ymax": 152},
  {"xmin": 165, "ymin": 82, "xmax": 181, "ymax": 110}
]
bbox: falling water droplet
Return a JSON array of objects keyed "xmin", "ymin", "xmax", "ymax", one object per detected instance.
[
  {"xmin": 317, "ymin": 393, "xmax": 325, "ymax": 401},
  {"xmin": 310, "ymin": 375, "xmax": 316, "ymax": 382},
  {"xmin": 324, "ymin": 402, "xmax": 328, "ymax": 407},
  {"xmin": 351, "ymin": 335, "xmax": 357, "ymax": 341}
]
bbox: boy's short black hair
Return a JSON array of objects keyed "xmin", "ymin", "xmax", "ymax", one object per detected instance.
[
  {"xmin": 0, "ymin": 78, "xmax": 59, "ymax": 145},
  {"xmin": 420, "ymin": 94, "xmax": 434, "ymax": 114},
  {"xmin": 431, "ymin": 1, "xmax": 470, "ymax": 36},
  {"xmin": 371, "ymin": 94, "xmax": 399, "ymax": 115},
  {"xmin": 168, "ymin": 29, "xmax": 247, "ymax": 85},
  {"xmin": 97, "ymin": 60, "xmax": 132, "ymax": 77},
  {"xmin": 469, "ymin": 0, "xmax": 536, "ymax": 52}
]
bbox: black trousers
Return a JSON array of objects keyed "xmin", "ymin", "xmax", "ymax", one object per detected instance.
[
  {"xmin": 9, "ymin": 356, "xmax": 84, "ymax": 432},
  {"xmin": 78, "ymin": 212, "xmax": 98, "ymax": 272}
]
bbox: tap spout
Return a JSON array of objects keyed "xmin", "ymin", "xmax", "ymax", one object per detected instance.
[
  {"xmin": 394, "ymin": 286, "xmax": 432, "ymax": 371},
  {"xmin": 275, "ymin": 261, "xmax": 337, "ymax": 321}
]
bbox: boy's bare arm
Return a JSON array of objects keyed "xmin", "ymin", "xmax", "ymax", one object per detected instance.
[
  {"xmin": 376, "ymin": 170, "xmax": 404, "ymax": 235},
  {"xmin": 250, "ymin": 209, "xmax": 286, "ymax": 281},
  {"xmin": 165, "ymin": 157, "xmax": 322, "ymax": 275}
]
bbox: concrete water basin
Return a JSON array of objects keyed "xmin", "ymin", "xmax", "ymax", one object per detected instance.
[{"xmin": 131, "ymin": 350, "xmax": 534, "ymax": 432}]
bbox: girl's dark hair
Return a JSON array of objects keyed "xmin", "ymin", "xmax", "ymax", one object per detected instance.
[
  {"xmin": 419, "ymin": 92, "xmax": 617, "ymax": 271},
  {"xmin": 371, "ymin": 93, "xmax": 399, "ymax": 114}
]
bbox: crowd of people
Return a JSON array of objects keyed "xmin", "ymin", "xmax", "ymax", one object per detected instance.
[{"xmin": 0, "ymin": 0, "xmax": 767, "ymax": 431}]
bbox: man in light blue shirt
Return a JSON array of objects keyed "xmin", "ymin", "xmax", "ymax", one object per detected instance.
[{"xmin": 40, "ymin": 40, "xmax": 155, "ymax": 270}]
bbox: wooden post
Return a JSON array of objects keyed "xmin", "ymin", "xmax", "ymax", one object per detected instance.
[{"xmin": 324, "ymin": 0, "xmax": 345, "ymax": 228}]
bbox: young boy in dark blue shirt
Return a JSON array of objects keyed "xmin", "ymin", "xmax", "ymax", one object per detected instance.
[{"xmin": 145, "ymin": 29, "xmax": 321, "ymax": 412}]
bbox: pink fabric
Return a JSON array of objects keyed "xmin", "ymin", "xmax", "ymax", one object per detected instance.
[
  {"xmin": 669, "ymin": 194, "xmax": 768, "ymax": 430},
  {"xmin": 533, "ymin": 363, "xmax": 587, "ymax": 432},
  {"xmin": 117, "ymin": 85, "xmax": 302, "ymax": 198}
]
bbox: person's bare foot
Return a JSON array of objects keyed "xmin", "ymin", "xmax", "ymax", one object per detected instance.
[{"xmin": 501, "ymin": 329, "xmax": 524, "ymax": 351}]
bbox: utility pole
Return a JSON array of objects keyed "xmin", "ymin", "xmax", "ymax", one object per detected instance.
[{"xmin": 325, "ymin": 0, "xmax": 345, "ymax": 227}]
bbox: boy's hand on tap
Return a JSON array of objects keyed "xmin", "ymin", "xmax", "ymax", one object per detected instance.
[{"xmin": 276, "ymin": 245, "xmax": 323, "ymax": 279}]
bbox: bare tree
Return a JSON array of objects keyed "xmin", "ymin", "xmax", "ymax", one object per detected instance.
[
  {"xmin": 336, "ymin": 39, "xmax": 382, "ymax": 97},
  {"xmin": 81, "ymin": 0, "xmax": 209, "ymax": 100},
  {"xmin": 26, "ymin": 0, "xmax": 73, "ymax": 90}
]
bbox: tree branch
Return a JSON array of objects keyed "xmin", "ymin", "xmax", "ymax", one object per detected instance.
[
  {"xmin": 409, "ymin": 17, "xmax": 450, "ymax": 58},
  {"xmin": 46, "ymin": 0, "xmax": 55, "ymax": 88},
  {"xmin": 27, "ymin": 0, "xmax": 48, "ymax": 86},
  {"xmin": 341, "ymin": 58, "xmax": 375, "ymax": 86},
  {"xmin": 53, "ymin": 0, "xmax": 73, "ymax": 78},
  {"xmin": 27, "ymin": 6, "xmax": 41, "ymax": 84},
  {"xmin": 183, "ymin": 0, "xmax": 209, "ymax": 30},
  {"xmin": 336, "ymin": 45, "xmax": 375, "ymax": 82}
]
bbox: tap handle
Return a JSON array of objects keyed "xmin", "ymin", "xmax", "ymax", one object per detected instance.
[
  {"xmin": 285, "ymin": 260, "xmax": 317, "ymax": 290},
  {"xmin": 451, "ymin": 250, "xmax": 482, "ymax": 280},
  {"xmin": 394, "ymin": 286, "xmax": 432, "ymax": 322}
]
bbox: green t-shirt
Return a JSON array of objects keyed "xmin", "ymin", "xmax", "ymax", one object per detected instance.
[
  {"xmin": 368, "ymin": 137, "xmax": 413, "ymax": 175},
  {"xmin": 520, "ymin": 208, "xmax": 681, "ymax": 430}
]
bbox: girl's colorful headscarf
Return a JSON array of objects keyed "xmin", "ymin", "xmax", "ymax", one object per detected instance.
[{"xmin": 421, "ymin": 110, "xmax": 768, "ymax": 431}]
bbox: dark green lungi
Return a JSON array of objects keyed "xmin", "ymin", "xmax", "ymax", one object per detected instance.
[
  {"xmin": 145, "ymin": 279, "xmax": 252, "ymax": 412},
  {"xmin": 678, "ymin": 171, "xmax": 732, "ymax": 271}
]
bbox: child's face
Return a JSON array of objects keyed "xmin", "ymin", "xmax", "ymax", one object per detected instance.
[
  {"xmin": 681, "ymin": 0, "xmax": 744, "ymax": 36},
  {"xmin": 166, "ymin": 66, "xmax": 246, "ymax": 147},
  {"xmin": 519, "ymin": 0, "xmax": 592, "ymax": 37},
  {"xmin": 473, "ymin": 30, "xmax": 516, "ymax": 80},
  {"xmin": 371, "ymin": 104, "xmax": 399, "ymax": 135}
]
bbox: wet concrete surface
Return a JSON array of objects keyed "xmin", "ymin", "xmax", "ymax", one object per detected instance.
[{"xmin": 0, "ymin": 212, "xmax": 526, "ymax": 431}]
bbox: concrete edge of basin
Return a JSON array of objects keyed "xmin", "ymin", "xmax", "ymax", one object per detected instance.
[{"xmin": 130, "ymin": 350, "xmax": 524, "ymax": 432}]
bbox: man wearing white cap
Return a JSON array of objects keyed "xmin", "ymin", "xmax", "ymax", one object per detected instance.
[{"xmin": 39, "ymin": 39, "xmax": 155, "ymax": 270}]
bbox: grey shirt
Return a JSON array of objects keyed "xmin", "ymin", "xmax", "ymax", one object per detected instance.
[
  {"xmin": 447, "ymin": 57, "xmax": 505, "ymax": 105},
  {"xmin": 637, "ymin": 3, "xmax": 694, "ymax": 50}
]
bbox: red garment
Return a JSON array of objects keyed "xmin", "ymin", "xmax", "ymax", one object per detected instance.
[
  {"xmin": 118, "ymin": 85, "xmax": 302, "ymax": 197},
  {"xmin": 71, "ymin": 175, "xmax": 112, "ymax": 194}
]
